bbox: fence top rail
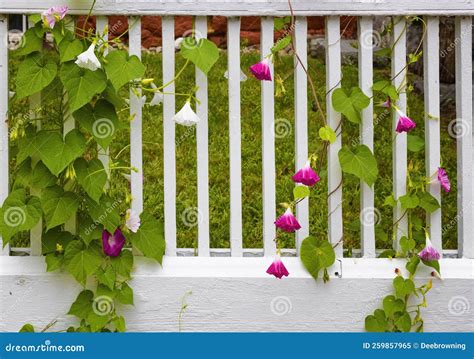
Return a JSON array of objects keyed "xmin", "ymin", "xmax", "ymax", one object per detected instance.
[{"xmin": 0, "ymin": 0, "xmax": 473, "ymax": 16}]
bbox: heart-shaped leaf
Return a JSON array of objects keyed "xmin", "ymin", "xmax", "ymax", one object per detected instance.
[
  {"xmin": 319, "ymin": 125, "xmax": 337, "ymax": 144},
  {"xmin": 41, "ymin": 186, "xmax": 80, "ymax": 230},
  {"xmin": 300, "ymin": 236, "xmax": 336, "ymax": 280},
  {"xmin": 338, "ymin": 145, "xmax": 378, "ymax": 186},
  {"xmin": 383, "ymin": 295, "xmax": 405, "ymax": 318},
  {"xmin": 180, "ymin": 38, "xmax": 219, "ymax": 74},
  {"xmin": 64, "ymin": 241, "xmax": 103, "ymax": 285},
  {"xmin": 75, "ymin": 158, "xmax": 107, "ymax": 203},
  {"xmin": 59, "ymin": 38, "xmax": 84, "ymax": 63},
  {"xmin": 31, "ymin": 161, "xmax": 57, "ymax": 189},
  {"xmin": 399, "ymin": 194, "xmax": 419, "ymax": 210},
  {"xmin": 16, "ymin": 53, "xmax": 57, "ymax": 99},
  {"xmin": 0, "ymin": 189, "xmax": 42, "ymax": 244},
  {"xmin": 393, "ymin": 276, "xmax": 415, "ymax": 298},
  {"xmin": 129, "ymin": 213, "xmax": 165, "ymax": 264},
  {"xmin": 365, "ymin": 309, "xmax": 388, "ymax": 332},
  {"xmin": 417, "ymin": 192, "xmax": 440, "ymax": 213},
  {"xmin": 332, "ymin": 87, "xmax": 370, "ymax": 124},
  {"xmin": 85, "ymin": 195, "xmax": 121, "ymax": 233},
  {"xmin": 104, "ymin": 51, "xmax": 146, "ymax": 90},
  {"xmin": 60, "ymin": 62, "xmax": 107, "ymax": 111},
  {"xmin": 35, "ymin": 130, "xmax": 86, "ymax": 176},
  {"xmin": 74, "ymin": 99, "xmax": 121, "ymax": 149}
]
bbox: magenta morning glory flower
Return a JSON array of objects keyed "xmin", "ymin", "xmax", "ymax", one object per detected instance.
[
  {"xmin": 249, "ymin": 58, "xmax": 272, "ymax": 81},
  {"xmin": 395, "ymin": 108, "xmax": 416, "ymax": 133},
  {"xmin": 418, "ymin": 234, "xmax": 440, "ymax": 261},
  {"xmin": 266, "ymin": 255, "xmax": 289, "ymax": 279},
  {"xmin": 437, "ymin": 167, "xmax": 451, "ymax": 193},
  {"xmin": 292, "ymin": 160, "xmax": 320, "ymax": 186},
  {"xmin": 102, "ymin": 228, "xmax": 126, "ymax": 257},
  {"xmin": 274, "ymin": 208, "xmax": 301, "ymax": 233},
  {"xmin": 42, "ymin": 6, "xmax": 68, "ymax": 29}
]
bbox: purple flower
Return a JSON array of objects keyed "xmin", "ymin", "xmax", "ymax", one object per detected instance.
[
  {"xmin": 102, "ymin": 228, "xmax": 126, "ymax": 257},
  {"xmin": 274, "ymin": 208, "xmax": 301, "ymax": 233},
  {"xmin": 395, "ymin": 109, "xmax": 416, "ymax": 133},
  {"xmin": 292, "ymin": 160, "xmax": 320, "ymax": 186},
  {"xmin": 42, "ymin": 6, "xmax": 68, "ymax": 29},
  {"xmin": 266, "ymin": 255, "xmax": 289, "ymax": 279},
  {"xmin": 249, "ymin": 58, "xmax": 272, "ymax": 81},
  {"xmin": 437, "ymin": 167, "xmax": 451, "ymax": 193},
  {"xmin": 418, "ymin": 235, "xmax": 440, "ymax": 261},
  {"xmin": 379, "ymin": 97, "xmax": 391, "ymax": 108}
]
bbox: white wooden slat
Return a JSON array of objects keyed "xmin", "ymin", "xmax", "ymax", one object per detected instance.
[
  {"xmin": 3, "ymin": 1, "xmax": 474, "ymax": 16},
  {"xmin": 423, "ymin": 16, "xmax": 442, "ymax": 254},
  {"xmin": 358, "ymin": 16, "xmax": 375, "ymax": 258},
  {"xmin": 63, "ymin": 17, "xmax": 76, "ymax": 234},
  {"xmin": 96, "ymin": 16, "xmax": 110, "ymax": 183},
  {"xmin": 294, "ymin": 17, "xmax": 309, "ymax": 255},
  {"xmin": 129, "ymin": 16, "xmax": 144, "ymax": 221},
  {"xmin": 228, "ymin": 17, "xmax": 243, "ymax": 257},
  {"xmin": 0, "ymin": 15, "xmax": 9, "ymax": 255},
  {"xmin": 195, "ymin": 16, "xmax": 210, "ymax": 256},
  {"xmin": 326, "ymin": 16, "xmax": 343, "ymax": 258},
  {"xmin": 261, "ymin": 17, "xmax": 276, "ymax": 257},
  {"xmin": 455, "ymin": 16, "xmax": 473, "ymax": 259},
  {"xmin": 28, "ymin": 16, "xmax": 42, "ymax": 256},
  {"xmin": 162, "ymin": 16, "xmax": 177, "ymax": 256},
  {"xmin": 391, "ymin": 16, "xmax": 408, "ymax": 251}
]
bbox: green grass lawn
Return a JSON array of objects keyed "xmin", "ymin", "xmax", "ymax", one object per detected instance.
[{"xmin": 9, "ymin": 50, "xmax": 459, "ymax": 252}]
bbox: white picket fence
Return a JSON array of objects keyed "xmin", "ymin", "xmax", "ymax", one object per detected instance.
[{"xmin": 0, "ymin": 0, "xmax": 473, "ymax": 332}]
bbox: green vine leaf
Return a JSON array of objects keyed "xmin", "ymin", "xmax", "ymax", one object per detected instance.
[
  {"xmin": 365, "ymin": 309, "xmax": 388, "ymax": 332},
  {"xmin": 129, "ymin": 213, "xmax": 165, "ymax": 264},
  {"xmin": 271, "ymin": 35, "xmax": 292, "ymax": 53},
  {"xmin": 35, "ymin": 130, "xmax": 86, "ymax": 176},
  {"xmin": 32, "ymin": 161, "xmax": 57, "ymax": 189},
  {"xmin": 111, "ymin": 250, "xmax": 134, "ymax": 280},
  {"xmin": 399, "ymin": 193, "xmax": 419, "ymax": 210},
  {"xmin": 41, "ymin": 186, "xmax": 80, "ymax": 230},
  {"xmin": 12, "ymin": 28, "xmax": 43, "ymax": 57},
  {"xmin": 75, "ymin": 158, "xmax": 108, "ymax": 203},
  {"xmin": 318, "ymin": 125, "xmax": 336, "ymax": 144},
  {"xmin": 394, "ymin": 311, "xmax": 412, "ymax": 332},
  {"xmin": 60, "ymin": 63, "xmax": 108, "ymax": 111},
  {"xmin": 332, "ymin": 87, "xmax": 370, "ymax": 124},
  {"xmin": 383, "ymin": 295, "xmax": 405, "ymax": 318},
  {"xmin": 68, "ymin": 290, "xmax": 94, "ymax": 320},
  {"xmin": 64, "ymin": 242, "xmax": 103, "ymax": 285},
  {"xmin": 42, "ymin": 228, "xmax": 74, "ymax": 255},
  {"xmin": 393, "ymin": 276, "xmax": 415, "ymax": 298},
  {"xmin": 417, "ymin": 192, "xmax": 440, "ymax": 213},
  {"xmin": 338, "ymin": 145, "xmax": 378, "ymax": 186},
  {"xmin": 300, "ymin": 236, "xmax": 336, "ymax": 281},
  {"xmin": 85, "ymin": 195, "xmax": 121, "ymax": 233},
  {"xmin": 74, "ymin": 99, "xmax": 122, "ymax": 150},
  {"xmin": 16, "ymin": 53, "xmax": 57, "ymax": 99},
  {"xmin": 421, "ymin": 259, "xmax": 440, "ymax": 275},
  {"xmin": 400, "ymin": 236, "xmax": 416, "ymax": 253},
  {"xmin": 104, "ymin": 51, "xmax": 146, "ymax": 90},
  {"xmin": 180, "ymin": 38, "xmax": 219, "ymax": 74},
  {"xmin": 406, "ymin": 256, "xmax": 421, "ymax": 275},
  {"xmin": 293, "ymin": 185, "xmax": 310, "ymax": 200},
  {"xmin": 19, "ymin": 324, "xmax": 35, "ymax": 333},
  {"xmin": 407, "ymin": 134, "xmax": 424, "ymax": 152},
  {"xmin": 116, "ymin": 282, "xmax": 134, "ymax": 305},
  {"xmin": 0, "ymin": 189, "xmax": 42, "ymax": 244},
  {"xmin": 96, "ymin": 265, "xmax": 116, "ymax": 291},
  {"xmin": 59, "ymin": 37, "xmax": 84, "ymax": 63},
  {"xmin": 372, "ymin": 80, "xmax": 399, "ymax": 101}
]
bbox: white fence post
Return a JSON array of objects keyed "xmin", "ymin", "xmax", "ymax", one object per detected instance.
[
  {"xmin": 326, "ymin": 16, "xmax": 343, "ymax": 258},
  {"xmin": 261, "ymin": 17, "xmax": 276, "ymax": 257},
  {"xmin": 391, "ymin": 16, "xmax": 408, "ymax": 251},
  {"xmin": 423, "ymin": 16, "xmax": 442, "ymax": 254},
  {"xmin": 195, "ymin": 16, "xmax": 210, "ymax": 256},
  {"xmin": 358, "ymin": 16, "xmax": 375, "ymax": 258},
  {"xmin": 294, "ymin": 16, "xmax": 309, "ymax": 255},
  {"xmin": 228, "ymin": 17, "xmax": 243, "ymax": 257},
  {"xmin": 162, "ymin": 16, "xmax": 177, "ymax": 256},
  {"xmin": 0, "ymin": 15, "xmax": 9, "ymax": 255},
  {"xmin": 455, "ymin": 16, "xmax": 473, "ymax": 259}
]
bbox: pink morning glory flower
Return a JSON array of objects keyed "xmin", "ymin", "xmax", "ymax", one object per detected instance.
[
  {"xmin": 437, "ymin": 167, "xmax": 451, "ymax": 193},
  {"xmin": 418, "ymin": 234, "xmax": 440, "ymax": 261},
  {"xmin": 102, "ymin": 228, "xmax": 126, "ymax": 257},
  {"xmin": 292, "ymin": 160, "xmax": 320, "ymax": 186},
  {"xmin": 249, "ymin": 58, "xmax": 272, "ymax": 81},
  {"xmin": 395, "ymin": 108, "xmax": 416, "ymax": 133},
  {"xmin": 266, "ymin": 255, "xmax": 289, "ymax": 279},
  {"xmin": 42, "ymin": 6, "xmax": 68, "ymax": 29},
  {"xmin": 274, "ymin": 208, "xmax": 301, "ymax": 233}
]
